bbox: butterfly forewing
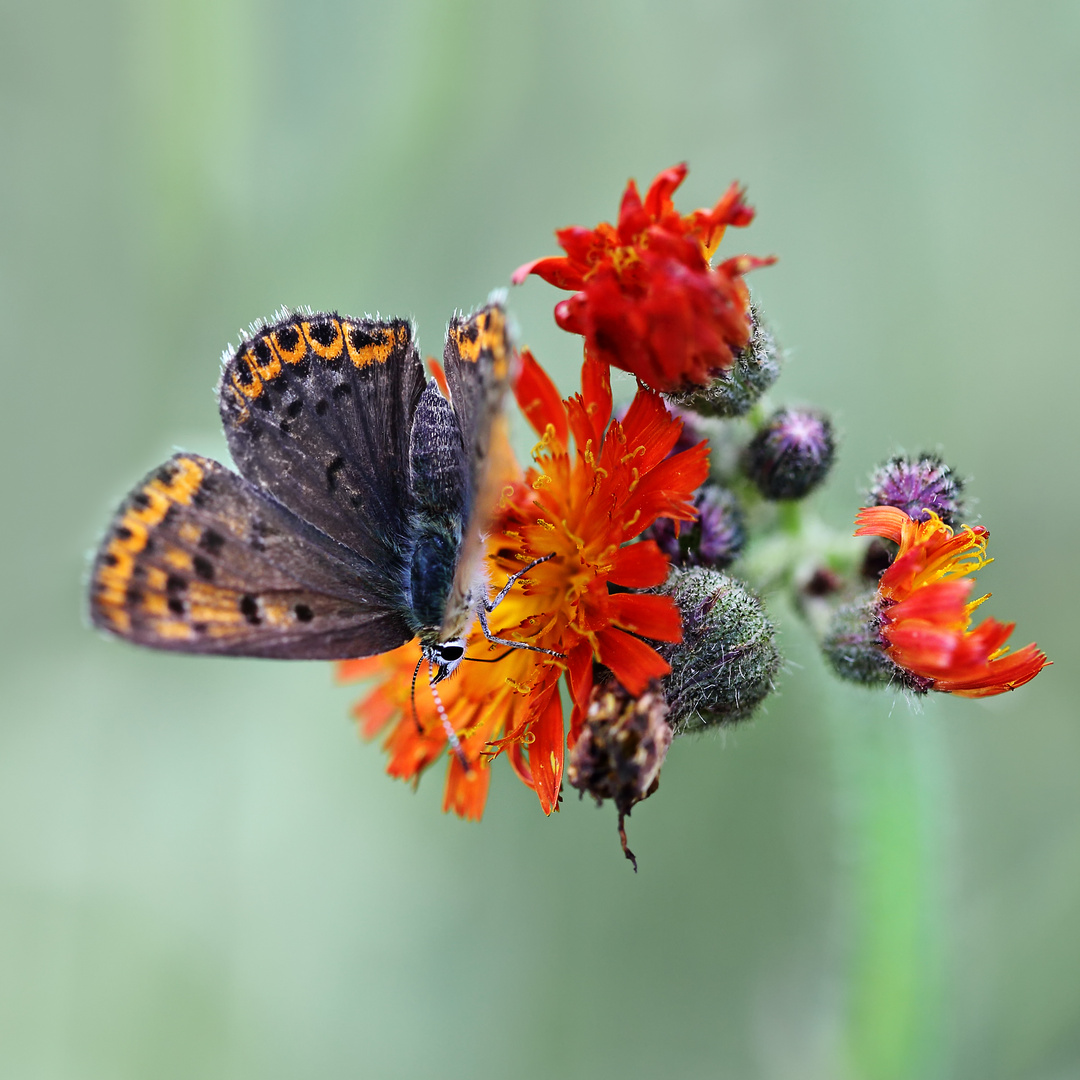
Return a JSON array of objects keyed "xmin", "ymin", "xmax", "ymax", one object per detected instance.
[
  {"xmin": 89, "ymin": 453, "xmax": 412, "ymax": 658},
  {"xmin": 218, "ymin": 312, "xmax": 425, "ymax": 596}
]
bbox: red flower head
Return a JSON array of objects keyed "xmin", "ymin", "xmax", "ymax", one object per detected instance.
[
  {"xmin": 339, "ymin": 351, "xmax": 709, "ymax": 818},
  {"xmin": 512, "ymin": 163, "xmax": 775, "ymax": 393},
  {"xmin": 854, "ymin": 506, "xmax": 1050, "ymax": 696}
]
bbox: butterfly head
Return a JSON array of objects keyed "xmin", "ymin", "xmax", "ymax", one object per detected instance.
[{"xmin": 423, "ymin": 638, "xmax": 468, "ymax": 685}]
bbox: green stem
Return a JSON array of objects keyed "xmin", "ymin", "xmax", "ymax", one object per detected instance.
[{"xmin": 830, "ymin": 701, "xmax": 950, "ymax": 1079}]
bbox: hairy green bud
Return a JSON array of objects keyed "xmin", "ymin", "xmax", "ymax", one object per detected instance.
[
  {"xmin": 654, "ymin": 567, "xmax": 781, "ymax": 733},
  {"xmin": 664, "ymin": 304, "xmax": 780, "ymax": 418},
  {"xmin": 822, "ymin": 594, "xmax": 931, "ymax": 693}
]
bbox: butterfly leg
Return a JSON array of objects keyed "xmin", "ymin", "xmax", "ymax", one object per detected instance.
[
  {"xmin": 477, "ymin": 552, "xmax": 565, "ymax": 658},
  {"xmin": 476, "ymin": 608, "xmax": 565, "ymax": 661},
  {"xmin": 483, "ymin": 552, "xmax": 557, "ymax": 612}
]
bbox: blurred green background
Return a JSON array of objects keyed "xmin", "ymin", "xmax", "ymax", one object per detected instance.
[{"xmin": 3, "ymin": 1, "xmax": 1079, "ymax": 1077}]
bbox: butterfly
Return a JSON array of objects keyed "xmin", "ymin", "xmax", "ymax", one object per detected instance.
[{"xmin": 89, "ymin": 299, "xmax": 559, "ymax": 752}]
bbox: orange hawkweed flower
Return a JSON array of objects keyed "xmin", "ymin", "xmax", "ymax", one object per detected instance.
[
  {"xmin": 854, "ymin": 506, "xmax": 1049, "ymax": 697},
  {"xmin": 512, "ymin": 163, "xmax": 775, "ymax": 393},
  {"xmin": 339, "ymin": 350, "xmax": 709, "ymax": 818}
]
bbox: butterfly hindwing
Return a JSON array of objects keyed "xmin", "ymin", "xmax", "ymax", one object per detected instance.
[
  {"xmin": 436, "ymin": 302, "xmax": 513, "ymax": 640},
  {"xmin": 218, "ymin": 312, "xmax": 426, "ymax": 594},
  {"xmin": 89, "ymin": 453, "xmax": 412, "ymax": 658}
]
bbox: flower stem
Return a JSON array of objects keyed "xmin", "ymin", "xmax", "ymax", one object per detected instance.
[{"xmin": 830, "ymin": 701, "xmax": 950, "ymax": 1079}]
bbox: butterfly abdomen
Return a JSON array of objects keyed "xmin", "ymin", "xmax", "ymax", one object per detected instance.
[
  {"xmin": 406, "ymin": 382, "xmax": 469, "ymax": 636},
  {"xmin": 408, "ymin": 528, "xmax": 459, "ymax": 633}
]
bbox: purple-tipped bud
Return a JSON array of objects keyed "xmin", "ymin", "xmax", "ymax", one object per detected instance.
[
  {"xmin": 743, "ymin": 408, "xmax": 835, "ymax": 500},
  {"xmin": 567, "ymin": 681, "xmax": 673, "ymax": 871},
  {"xmin": 644, "ymin": 483, "xmax": 746, "ymax": 570},
  {"xmin": 867, "ymin": 454, "xmax": 964, "ymax": 526}
]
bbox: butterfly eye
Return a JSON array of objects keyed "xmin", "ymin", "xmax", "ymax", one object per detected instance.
[{"xmin": 437, "ymin": 644, "xmax": 465, "ymax": 663}]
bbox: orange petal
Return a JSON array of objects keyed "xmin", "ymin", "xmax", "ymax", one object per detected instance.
[
  {"xmin": 443, "ymin": 757, "xmax": 491, "ymax": 820},
  {"xmin": 427, "ymin": 357, "xmax": 449, "ymax": 398},
  {"xmin": 854, "ymin": 505, "xmax": 911, "ymax": 543},
  {"xmin": 527, "ymin": 684, "xmax": 565, "ymax": 815},
  {"xmin": 350, "ymin": 684, "xmax": 400, "ymax": 740}
]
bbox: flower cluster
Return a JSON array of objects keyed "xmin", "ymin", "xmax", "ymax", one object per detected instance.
[
  {"xmin": 850, "ymin": 506, "xmax": 1049, "ymax": 696},
  {"xmin": 342, "ymin": 348, "xmax": 708, "ymax": 818},
  {"xmin": 343, "ymin": 163, "xmax": 1050, "ymax": 864},
  {"xmin": 512, "ymin": 163, "xmax": 774, "ymax": 392}
]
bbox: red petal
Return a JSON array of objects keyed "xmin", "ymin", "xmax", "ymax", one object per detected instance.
[
  {"xmin": 617, "ymin": 178, "xmax": 647, "ymax": 243},
  {"xmin": 886, "ymin": 579, "xmax": 973, "ymax": 626},
  {"xmin": 717, "ymin": 253, "xmax": 778, "ymax": 275},
  {"xmin": 581, "ymin": 352, "xmax": 613, "ymax": 447},
  {"xmin": 706, "ymin": 182, "xmax": 755, "ymax": 228},
  {"xmin": 554, "ymin": 294, "xmax": 587, "ymax": 336},
  {"xmin": 511, "ymin": 256, "xmax": 584, "ymax": 290},
  {"xmin": 620, "ymin": 388, "xmax": 682, "ymax": 471},
  {"xmin": 514, "ymin": 348, "xmax": 568, "ymax": 445},
  {"xmin": 940, "ymin": 643, "xmax": 1050, "ymax": 697},
  {"xmin": 595, "ymin": 627, "xmax": 671, "ymax": 696},
  {"xmin": 607, "ymin": 592, "xmax": 683, "ymax": 642},
  {"xmin": 565, "ymin": 640, "xmax": 595, "ymax": 746},
  {"xmin": 643, "ymin": 163, "xmax": 689, "ymax": 220},
  {"xmin": 608, "ymin": 540, "xmax": 670, "ymax": 588}
]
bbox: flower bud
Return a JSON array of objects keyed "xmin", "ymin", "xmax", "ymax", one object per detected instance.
[
  {"xmin": 743, "ymin": 407, "xmax": 835, "ymax": 500},
  {"xmin": 567, "ymin": 681, "xmax": 673, "ymax": 871},
  {"xmin": 653, "ymin": 567, "xmax": 781, "ymax": 732},
  {"xmin": 643, "ymin": 483, "xmax": 746, "ymax": 570},
  {"xmin": 821, "ymin": 595, "xmax": 931, "ymax": 693},
  {"xmin": 663, "ymin": 304, "xmax": 780, "ymax": 418},
  {"xmin": 867, "ymin": 453, "xmax": 964, "ymax": 526}
]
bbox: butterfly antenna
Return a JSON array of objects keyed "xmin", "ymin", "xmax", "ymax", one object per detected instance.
[
  {"xmin": 410, "ymin": 656, "xmax": 424, "ymax": 734},
  {"xmin": 428, "ymin": 669, "xmax": 470, "ymax": 773}
]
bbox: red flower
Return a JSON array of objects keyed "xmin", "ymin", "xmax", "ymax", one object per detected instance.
[
  {"xmin": 339, "ymin": 350, "xmax": 709, "ymax": 818},
  {"xmin": 512, "ymin": 163, "xmax": 775, "ymax": 393},
  {"xmin": 855, "ymin": 506, "xmax": 1050, "ymax": 697}
]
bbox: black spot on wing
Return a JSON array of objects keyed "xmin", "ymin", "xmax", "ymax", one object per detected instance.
[
  {"xmin": 309, "ymin": 318, "xmax": 338, "ymax": 347},
  {"xmin": 326, "ymin": 456, "xmax": 344, "ymax": 491},
  {"xmin": 240, "ymin": 594, "xmax": 260, "ymax": 625},
  {"xmin": 199, "ymin": 529, "xmax": 225, "ymax": 554}
]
